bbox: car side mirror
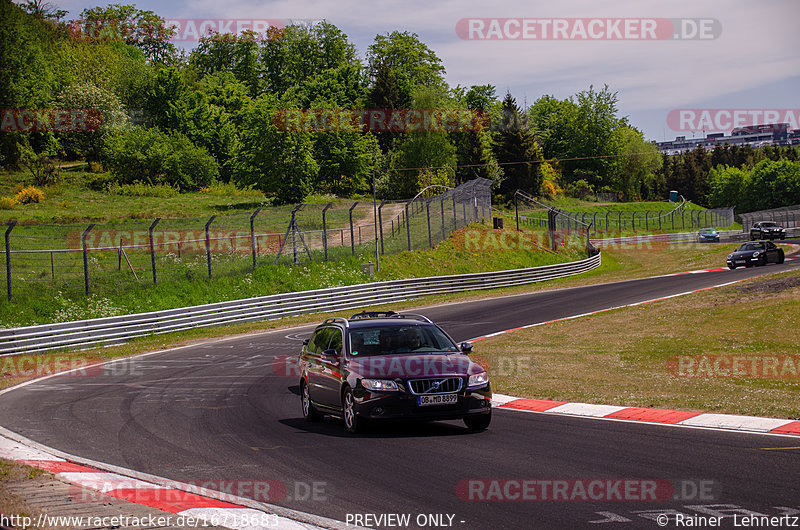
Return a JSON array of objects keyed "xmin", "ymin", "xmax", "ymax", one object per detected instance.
[
  {"xmin": 322, "ymin": 348, "xmax": 339, "ymax": 362},
  {"xmin": 460, "ymin": 342, "xmax": 473, "ymax": 354}
]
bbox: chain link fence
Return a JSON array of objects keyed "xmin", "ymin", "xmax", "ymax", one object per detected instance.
[
  {"xmin": 513, "ymin": 191, "xmax": 597, "ymax": 256},
  {"xmin": 0, "ymin": 179, "xmax": 492, "ymax": 302},
  {"xmin": 513, "ymin": 196, "xmax": 734, "ymax": 235},
  {"xmin": 739, "ymin": 205, "xmax": 800, "ymax": 231}
]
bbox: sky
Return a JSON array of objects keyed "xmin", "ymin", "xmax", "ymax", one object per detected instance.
[{"xmin": 43, "ymin": 0, "xmax": 800, "ymax": 142}]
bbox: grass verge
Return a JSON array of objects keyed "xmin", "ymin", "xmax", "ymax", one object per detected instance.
[{"xmin": 475, "ymin": 268, "xmax": 800, "ymax": 419}]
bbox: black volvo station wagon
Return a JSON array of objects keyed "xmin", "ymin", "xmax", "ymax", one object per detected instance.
[{"xmin": 299, "ymin": 311, "xmax": 492, "ymax": 433}]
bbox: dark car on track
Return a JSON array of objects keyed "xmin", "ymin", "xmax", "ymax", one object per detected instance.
[
  {"xmin": 697, "ymin": 228, "xmax": 720, "ymax": 243},
  {"xmin": 299, "ymin": 311, "xmax": 492, "ymax": 433},
  {"xmin": 726, "ymin": 241, "xmax": 785, "ymax": 269},
  {"xmin": 750, "ymin": 221, "xmax": 786, "ymax": 240}
]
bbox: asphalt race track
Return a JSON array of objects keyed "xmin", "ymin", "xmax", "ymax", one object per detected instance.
[{"xmin": 2, "ymin": 249, "xmax": 799, "ymax": 529}]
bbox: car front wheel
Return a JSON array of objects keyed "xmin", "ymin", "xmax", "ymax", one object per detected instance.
[
  {"xmin": 728, "ymin": 264, "xmax": 736, "ymax": 270},
  {"xmin": 464, "ymin": 411, "xmax": 491, "ymax": 432},
  {"xmin": 758, "ymin": 255, "xmax": 767, "ymax": 266},
  {"xmin": 778, "ymin": 251, "xmax": 785, "ymax": 264},
  {"xmin": 342, "ymin": 387, "xmax": 364, "ymax": 434}
]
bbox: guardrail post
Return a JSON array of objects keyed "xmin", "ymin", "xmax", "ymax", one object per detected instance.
[
  {"xmin": 149, "ymin": 218, "xmax": 160, "ymax": 285},
  {"xmin": 205, "ymin": 215, "xmax": 217, "ymax": 279},
  {"xmin": 5, "ymin": 221, "xmax": 16, "ymax": 301},
  {"xmin": 250, "ymin": 208, "xmax": 261, "ymax": 269},
  {"xmin": 644, "ymin": 211, "xmax": 649, "ymax": 232},
  {"xmin": 514, "ymin": 193, "xmax": 520, "ymax": 231},
  {"xmin": 82, "ymin": 224, "xmax": 95, "ymax": 296},
  {"xmin": 426, "ymin": 199, "xmax": 432, "ymax": 248},
  {"xmin": 348, "ymin": 202, "xmax": 358, "ymax": 255},
  {"xmin": 452, "ymin": 195, "xmax": 457, "ymax": 229},
  {"xmin": 406, "ymin": 200, "xmax": 412, "ymax": 251},
  {"xmin": 631, "ymin": 211, "xmax": 635, "ymax": 232},
  {"xmin": 322, "ymin": 203, "xmax": 332, "ymax": 261}
]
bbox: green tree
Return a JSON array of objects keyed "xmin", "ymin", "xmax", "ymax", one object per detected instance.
[
  {"xmin": 233, "ymin": 94, "xmax": 318, "ymax": 204},
  {"xmin": 75, "ymin": 4, "xmax": 176, "ymax": 64},
  {"xmin": 190, "ymin": 31, "xmax": 264, "ymax": 96},
  {"xmin": 614, "ymin": 127, "xmax": 663, "ymax": 200},
  {"xmin": 493, "ymin": 93, "xmax": 543, "ymax": 198}
]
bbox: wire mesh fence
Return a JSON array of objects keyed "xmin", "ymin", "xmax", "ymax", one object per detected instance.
[
  {"xmin": 739, "ymin": 205, "xmax": 800, "ymax": 230},
  {"xmin": 512, "ymin": 191, "xmax": 597, "ymax": 256},
  {"xmin": 513, "ymin": 196, "xmax": 734, "ymax": 235},
  {"xmin": 0, "ymin": 179, "xmax": 493, "ymax": 302}
]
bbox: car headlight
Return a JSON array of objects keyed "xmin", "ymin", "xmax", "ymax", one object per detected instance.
[
  {"xmin": 468, "ymin": 372, "xmax": 489, "ymax": 388},
  {"xmin": 727, "ymin": 254, "xmax": 733, "ymax": 259},
  {"xmin": 752, "ymin": 251, "xmax": 760, "ymax": 257},
  {"xmin": 361, "ymin": 379, "xmax": 399, "ymax": 392}
]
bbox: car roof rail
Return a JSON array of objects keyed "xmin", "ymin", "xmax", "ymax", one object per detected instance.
[
  {"xmin": 323, "ymin": 316, "xmax": 349, "ymax": 326},
  {"xmin": 348, "ymin": 311, "xmax": 433, "ymax": 324},
  {"xmin": 392, "ymin": 313, "xmax": 434, "ymax": 323},
  {"xmin": 350, "ymin": 311, "xmax": 398, "ymax": 320}
]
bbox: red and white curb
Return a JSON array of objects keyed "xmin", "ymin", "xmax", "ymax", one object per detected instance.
[
  {"xmin": 0, "ymin": 435, "xmax": 328, "ymax": 530},
  {"xmin": 476, "ymin": 261, "xmax": 800, "ymax": 438},
  {"xmin": 490, "ymin": 394, "xmax": 800, "ymax": 437}
]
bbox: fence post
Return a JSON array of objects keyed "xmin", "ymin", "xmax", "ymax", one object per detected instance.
[
  {"xmin": 426, "ymin": 199, "xmax": 433, "ymax": 247},
  {"xmin": 82, "ymin": 224, "xmax": 95, "ymax": 296},
  {"xmin": 405, "ymin": 200, "xmax": 412, "ymax": 251},
  {"xmin": 205, "ymin": 215, "xmax": 217, "ymax": 279},
  {"xmin": 322, "ymin": 202, "xmax": 332, "ymax": 261},
  {"xmin": 631, "ymin": 211, "xmax": 635, "ymax": 232},
  {"xmin": 515, "ymin": 193, "xmax": 520, "ymax": 231},
  {"xmin": 378, "ymin": 201, "xmax": 387, "ymax": 254},
  {"xmin": 645, "ymin": 211, "xmax": 649, "ymax": 232},
  {"xmin": 5, "ymin": 221, "xmax": 17, "ymax": 301},
  {"xmin": 440, "ymin": 197, "xmax": 446, "ymax": 241},
  {"xmin": 250, "ymin": 208, "xmax": 261, "ymax": 269},
  {"xmin": 349, "ymin": 202, "xmax": 358, "ymax": 255},
  {"xmin": 149, "ymin": 218, "xmax": 160, "ymax": 285},
  {"xmin": 618, "ymin": 211, "xmax": 622, "ymax": 231}
]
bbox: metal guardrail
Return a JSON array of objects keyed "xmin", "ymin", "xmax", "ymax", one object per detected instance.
[
  {"xmin": 590, "ymin": 228, "xmax": 800, "ymax": 247},
  {"xmin": 0, "ymin": 253, "xmax": 601, "ymax": 355}
]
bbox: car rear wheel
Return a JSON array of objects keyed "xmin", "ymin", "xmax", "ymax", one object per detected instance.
[
  {"xmin": 301, "ymin": 381, "xmax": 321, "ymax": 421},
  {"xmin": 464, "ymin": 411, "xmax": 491, "ymax": 432},
  {"xmin": 342, "ymin": 387, "xmax": 364, "ymax": 434},
  {"xmin": 778, "ymin": 251, "xmax": 785, "ymax": 264}
]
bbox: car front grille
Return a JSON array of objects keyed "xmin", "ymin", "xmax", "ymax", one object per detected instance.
[{"xmin": 407, "ymin": 377, "xmax": 463, "ymax": 395}]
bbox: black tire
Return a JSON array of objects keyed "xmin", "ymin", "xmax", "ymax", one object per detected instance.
[
  {"xmin": 464, "ymin": 411, "xmax": 491, "ymax": 432},
  {"xmin": 301, "ymin": 380, "xmax": 321, "ymax": 422},
  {"xmin": 750, "ymin": 234, "xmax": 757, "ymax": 241},
  {"xmin": 758, "ymin": 255, "xmax": 767, "ymax": 266},
  {"xmin": 778, "ymin": 251, "xmax": 785, "ymax": 264},
  {"xmin": 728, "ymin": 264, "xmax": 736, "ymax": 270},
  {"xmin": 342, "ymin": 387, "xmax": 364, "ymax": 434},
  {"xmin": 781, "ymin": 235, "xmax": 786, "ymax": 240}
]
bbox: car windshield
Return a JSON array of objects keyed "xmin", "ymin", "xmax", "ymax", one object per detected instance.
[
  {"xmin": 348, "ymin": 325, "xmax": 460, "ymax": 356},
  {"xmin": 761, "ymin": 222, "xmax": 777, "ymax": 227},
  {"xmin": 739, "ymin": 243, "xmax": 765, "ymax": 251},
  {"xmin": 700, "ymin": 229, "xmax": 715, "ymax": 234}
]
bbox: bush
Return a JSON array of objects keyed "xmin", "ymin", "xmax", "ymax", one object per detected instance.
[
  {"xmin": 104, "ymin": 181, "xmax": 179, "ymax": 198},
  {"xmin": 14, "ymin": 186, "xmax": 45, "ymax": 204},
  {"xmin": 0, "ymin": 197, "xmax": 17, "ymax": 209},
  {"xmin": 102, "ymin": 128, "xmax": 218, "ymax": 191}
]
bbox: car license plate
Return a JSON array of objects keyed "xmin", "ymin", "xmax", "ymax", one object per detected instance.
[
  {"xmin": 735, "ymin": 260, "xmax": 745, "ymax": 264},
  {"xmin": 417, "ymin": 394, "xmax": 458, "ymax": 406}
]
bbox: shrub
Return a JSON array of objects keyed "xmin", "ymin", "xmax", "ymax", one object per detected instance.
[
  {"xmin": 14, "ymin": 186, "xmax": 45, "ymax": 204},
  {"xmin": 104, "ymin": 181, "xmax": 179, "ymax": 198},
  {"xmin": 102, "ymin": 128, "xmax": 218, "ymax": 191},
  {"xmin": 0, "ymin": 197, "xmax": 17, "ymax": 209}
]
